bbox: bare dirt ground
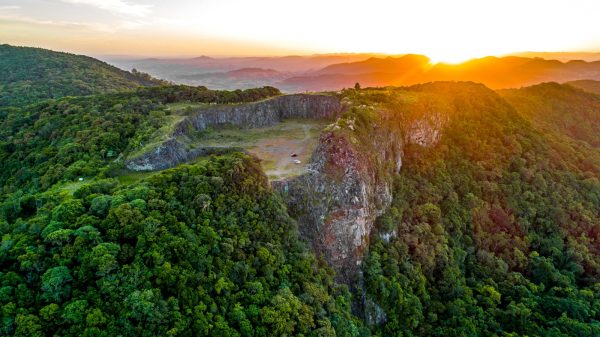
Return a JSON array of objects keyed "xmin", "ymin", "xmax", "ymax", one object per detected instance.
[
  {"xmin": 248, "ymin": 124, "xmax": 313, "ymax": 180},
  {"xmin": 195, "ymin": 119, "xmax": 328, "ymax": 180}
]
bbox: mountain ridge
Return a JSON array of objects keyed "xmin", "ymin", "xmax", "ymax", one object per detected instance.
[{"xmin": 103, "ymin": 50, "xmax": 600, "ymax": 92}]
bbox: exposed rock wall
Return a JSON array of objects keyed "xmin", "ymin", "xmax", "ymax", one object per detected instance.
[
  {"xmin": 125, "ymin": 139, "xmax": 241, "ymax": 171},
  {"xmin": 273, "ymin": 114, "xmax": 406, "ymax": 285},
  {"xmin": 274, "ymin": 106, "xmax": 446, "ymax": 286},
  {"xmin": 173, "ymin": 94, "xmax": 341, "ymax": 135},
  {"xmin": 126, "ymin": 139, "xmax": 192, "ymax": 171}
]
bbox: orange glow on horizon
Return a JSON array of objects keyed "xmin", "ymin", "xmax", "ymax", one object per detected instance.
[{"xmin": 1, "ymin": 0, "xmax": 600, "ymax": 59}]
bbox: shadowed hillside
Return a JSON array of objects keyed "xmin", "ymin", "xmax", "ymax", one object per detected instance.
[{"xmin": 566, "ymin": 79, "xmax": 600, "ymax": 94}]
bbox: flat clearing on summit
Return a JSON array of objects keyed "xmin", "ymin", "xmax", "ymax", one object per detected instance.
[{"xmin": 195, "ymin": 119, "xmax": 328, "ymax": 180}]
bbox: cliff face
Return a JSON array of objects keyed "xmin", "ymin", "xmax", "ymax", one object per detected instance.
[
  {"xmin": 274, "ymin": 130, "xmax": 397, "ymax": 283},
  {"xmin": 173, "ymin": 94, "xmax": 341, "ymax": 134},
  {"xmin": 126, "ymin": 94, "xmax": 341, "ymax": 171},
  {"xmin": 125, "ymin": 140, "xmax": 240, "ymax": 171},
  {"xmin": 274, "ymin": 98, "xmax": 447, "ymax": 285},
  {"xmin": 126, "ymin": 139, "xmax": 192, "ymax": 171}
]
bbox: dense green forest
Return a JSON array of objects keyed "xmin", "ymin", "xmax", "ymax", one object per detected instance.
[
  {"xmin": 0, "ymin": 45, "xmax": 167, "ymax": 107},
  {"xmin": 1, "ymin": 47, "xmax": 599, "ymax": 336},
  {"xmin": 0, "ymin": 84, "xmax": 367, "ymax": 336},
  {"xmin": 0, "ymin": 154, "xmax": 362, "ymax": 336},
  {"xmin": 340, "ymin": 83, "xmax": 599, "ymax": 336}
]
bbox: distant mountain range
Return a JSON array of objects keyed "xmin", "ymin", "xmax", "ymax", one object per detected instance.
[
  {"xmin": 176, "ymin": 68, "xmax": 289, "ymax": 89},
  {"xmin": 105, "ymin": 52, "xmax": 600, "ymax": 92},
  {"xmin": 4, "ymin": 44, "xmax": 599, "ymax": 97},
  {"xmin": 106, "ymin": 53, "xmax": 382, "ymax": 90},
  {"xmin": 514, "ymin": 51, "xmax": 600, "ymax": 62},
  {"xmin": 280, "ymin": 55, "xmax": 600, "ymax": 91}
]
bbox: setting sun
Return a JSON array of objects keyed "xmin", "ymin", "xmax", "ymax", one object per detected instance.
[
  {"xmin": 426, "ymin": 50, "xmax": 481, "ymax": 65},
  {"xmin": 2, "ymin": 0, "xmax": 600, "ymax": 57}
]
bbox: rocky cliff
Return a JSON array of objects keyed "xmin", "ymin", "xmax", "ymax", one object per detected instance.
[
  {"xmin": 174, "ymin": 93, "xmax": 342, "ymax": 134},
  {"xmin": 273, "ymin": 127, "xmax": 400, "ymax": 284},
  {"xmin": 125, "ymin": 139, "xmax": 241, "ymax": 171},
  {"xmin": 126, "ymin": 94, "xmax": 341, "ymax": 171},
  {"xmin": 274, "ymin": 91, "xmax": 448, "ymax": 286}
]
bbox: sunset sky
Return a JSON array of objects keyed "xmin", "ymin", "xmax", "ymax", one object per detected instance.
[{"xmin": 1, "ymin": 0, "xmax": 600, "ymax": 62}]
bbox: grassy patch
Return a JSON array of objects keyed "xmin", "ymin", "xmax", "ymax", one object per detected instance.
[
  {"xmin": 165, "ymin": 102, "xmax": 211, "ymax": 115},
  {"xmin": 197, "ymin": 121, "xmax": 308, "ymax": 146},
  {"xmin": 59, "ymin": 180, "xmax": 88, "ymax": 195},
  {"xmin": 116, "ymin": 170, "xmax": 157, "ymax": 185}
]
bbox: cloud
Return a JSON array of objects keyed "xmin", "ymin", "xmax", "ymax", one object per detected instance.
[
  {"xmin": 0, "ymin": 1, "xmax": 154, "ymax": 33},
  {"xmin": 0, "ymin": 5, "xmax": 21, "ymax": 11},
  {"xmin": 61, "ymin": 0, "xmax": 151, "ymax": 17},
  {"xmin": 0, "ymin": 15, "xmax": 117, "ymax": 33}
]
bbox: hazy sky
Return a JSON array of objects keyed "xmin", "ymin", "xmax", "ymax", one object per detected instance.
[{"xmin": 1, "ymin": 0, "xmax": 600, "ymax": 61}]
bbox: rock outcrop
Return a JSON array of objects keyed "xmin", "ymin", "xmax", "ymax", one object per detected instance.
[
  {"xmin": 274, "ymin": 102, "xmax": 446, "ymax": 286},
  {"xmin": 174, "ymin": 94, "xmax": 341, "ymax": 135},
  {"xmin": 274, "ymin": 112, "xmax": 406, "ymax": 285},
  {"xmin": 125, "ymin": 140, "xmax": 240, "ymax": 171}
]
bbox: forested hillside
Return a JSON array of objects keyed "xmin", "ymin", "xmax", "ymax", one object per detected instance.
[
  {"xmin": 0, "ymin": 154, "xmax": 363, "ymax": 336},
  {"xmin": 1, "ymin": 76, "xmax": 599, "ymax": 336},
  {"xmin": 566, "ymin": 80, "xmax": 600, "ymax": 95},
  {"xmin": 341, "ymin": 83, "xmax": 600, "ymax": 336},
  {"xmin": 0, "ymin": 85, "xmax": 281, "ymax": 197},
  {"xmin": 500, "ymin": 82, "xmax": 600, "ymax": 146},
  {"xmin": 0, "ymin": 84, "xmax": 368, "ymax": 336},
  {"xmin": 0, "ymin": 45, "xmax": 167, "ymax": 107}
]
